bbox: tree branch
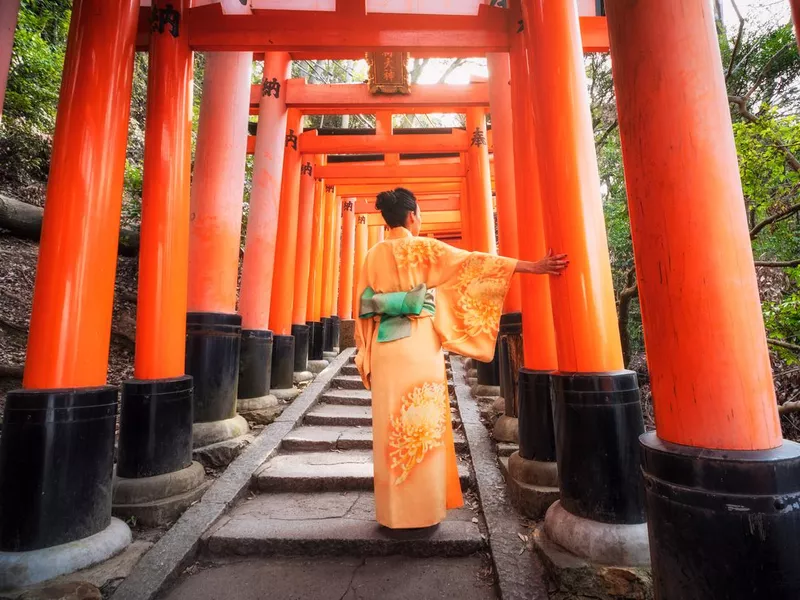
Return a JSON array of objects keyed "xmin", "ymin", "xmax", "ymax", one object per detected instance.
[
  {"xmin": 595, "ymin": 120, "xmax": 618, "ymax": 148},
  {"xmin": 750, "ymin": 202, "xmax": 800, "ymax": 239},
  {"xmin": 410, "ymin": 58, "xmax": 430, "ymax": 84},
  {"xmin": 744, "ymin": 42, "xmax": 793, "ymax": 101},
  {"xmin": 769, "ymin": 338, "xmax": 800, "ymax": 352},
  {"xmin": 436, "ymin": 59, "xmax": 466, "ymax": 85},
  {"xmin": 755, "ymin": 259, "xmax": 800, "ymax": 267},
  {"xmin": 0, "ymin": 364, "xmax": 24, "ymax": 380},
  {"xmin": 779, "ymin": 400, "xmax": 800, "ymax": 415},
  {"xmin": 617, "ymin": 267, "xmax": 639, "ymax": 368},
  {"xmin": 726, "ymin": 0, "xmax": 745, "ymax": 81}
]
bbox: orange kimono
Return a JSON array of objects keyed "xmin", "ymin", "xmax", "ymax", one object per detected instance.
[{"xmin": 355, "ymin": 227, "xmax": 517, "ymax": 529}]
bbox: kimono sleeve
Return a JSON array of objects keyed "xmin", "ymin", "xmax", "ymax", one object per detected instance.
[
  {"xmin": 354, "ymin": 255, "xmax": 375, "ymax": 390},
  {"xmin": 394, "ymin": 237, "xmax": 517, "ymax": 362}
]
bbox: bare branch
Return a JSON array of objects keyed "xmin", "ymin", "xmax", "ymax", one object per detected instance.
[
  {"xmin": 726, "ymin": 0, "xmax": 746, "ymax": 81},
  {"xmin": 617, "ymin": 266, "xmax": 639, "ymax": 368},
  {"xmin": 744, "ymin": 42, "xmax": 793, "ymax": 101},
  {"xmin": 779, "ymin": 400, "xmax": 800, "ymax": 415},
  {"xmin": 619, "ymin": 267, "xmax": 639, "ymax": 302},
  {"xmin": 410, "ymin": 58, "xmax": 430, "ymax": 84},
  {"xmin": 595, "ymin": 120, "xmax": 619, "ymax": 149},
  {"xmin": 755, "ymin": 259, "xmax": 800, "ymax": 268},
  {"xmin": 750, "ymin": 201, "xmax": 800, "ymax": 238},
  {"xmin": 0, "ymin": 364, "xmax": 24, "ymax": 380},
  {"xmin": 436, "ymin": 59, "xmax": 466, "ymax": 85},
  {"xmin": 769, "ymin": 338, "xmax": 800, "ymax": 352}
]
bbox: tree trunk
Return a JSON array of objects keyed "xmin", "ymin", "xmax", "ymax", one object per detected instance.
[
  {"xmin": 0, "ymin": 193, "xmax": 140, "ymax": 257},
  {"xmin": 617, "ymin": 268, "xmax": 638, "ymax": 368}
]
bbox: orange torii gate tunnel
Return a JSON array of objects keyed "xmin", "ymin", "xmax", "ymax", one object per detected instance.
[{"xmin": 1, "ymin": 1, "xmax": 799, "ymax": 598}]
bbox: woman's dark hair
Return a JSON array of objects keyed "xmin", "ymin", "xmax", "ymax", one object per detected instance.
[{"xmin": 375, "ymin": 187, "xmax": 417, "ymax": 228}]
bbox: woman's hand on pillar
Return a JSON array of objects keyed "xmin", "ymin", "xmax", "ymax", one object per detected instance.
[{"xmin": 515, "ymin": 250, "xmax": 569, "ymax": 276}]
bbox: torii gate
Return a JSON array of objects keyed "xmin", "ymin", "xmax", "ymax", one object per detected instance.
[{"xmin": 1, "ymin": 2, "xmax": 799, "ymax": 599}]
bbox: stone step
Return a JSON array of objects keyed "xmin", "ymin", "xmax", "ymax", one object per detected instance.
[
  {"xmin": 203, "ymin": 491, "xmax": 485, "ymax": 558},
  {"xmin": 331, "ymin": 375, "xmax": 366, "ymax": 390},
  {"xmin": 304, "ymin": 404, "xmax": 372, "ymax": 427},
  {"xmin": 340, "ymin": 364, "xmax": 360, "ymax": 377},
  {"xmin": 282, "ymin": 425, "xmax": 469, "ymax": 453},
  {"xmin": 304, "ymin": 403, "xmax": 461, "ymax": 428},
  {"xmin": 325, "ymin": 383, "xmax": 455, "ymax": 404},
  {"xmin": 320, "ymin": 389, "xmax": 371, "ymax": 406},
  {"xmin": 252, "ymin": 450, "xmax": 472, "ymax": 493},
  {"xmin": 340, "ymin": 364, "xmax": 454, "ymax": 381}
]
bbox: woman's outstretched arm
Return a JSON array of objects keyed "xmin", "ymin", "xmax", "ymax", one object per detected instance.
[{"xmin": 514, "ymin": 250, "xmax": 569, "ymax": 276}]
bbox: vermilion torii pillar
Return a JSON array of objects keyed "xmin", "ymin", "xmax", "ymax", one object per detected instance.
[
  {"xmin": 238, "ymin": 52, "xmax": 291, "ymax": 413},
  {"xmin": 113, "ymin": 0, "xmax": 206, "ymax": 528},
  {"xmin": 0, "ymin": 0, "xmax": 20, "ymax": 123},
  {"xmin": 608, "ymin": 2, "xmax": 800, "ymax": 596},
  {"xmin": 367, "ymin": 223, "xmax": 384, "ymax": 248},
  {"xmin": 320, "ymin": 184, "xmax": 337, "ymax": 354},
  {"xmin": 503, "ymin": 27, "xmax": 560, "ymax": 520},
  {"xmin": 459, "ymin": 173, "xmax": 473, "ymax": 250},
  {"xmin": 307, "ymin": 174, "xmax": 327, "ymax": 367},
  {"xmin": 522, "ymin": 0, "xmax": 649, "ymax": 570},
  {"xmin": 330, "ymin": 196, "xmax": 344, "ymax": 350},
  {"xmin": 487, "ymin": 50, "xmax": 525, "ymax": 446},
  {"xmin": 186, "ymin": 52, "xmax": 252, "ymax": 448},
  {"xmin": 465, "ymin": 107, "xmax": 497, "ymax": 255},
  {"xmin": 269, "ymin": 108, "xmax": 303, "ymax": 397},
  {"xmin": 290, "ymin": 154, "xmax": 316, "ymax": 382},
  {"xmin": 338, "ymin": 198, "xmax": 357, "ymax": 348},
  {"xmin": 792, "ymin": 0, "xmax": 800, "ymax": 52},
  {"xmin": 487, "ymin": 52, "xmax": 522, "ymax": 313},
  {"xmin": 352, "ymin": 213, "xmax": 369, "ymax": 320},
  {"xmin": 466, "ymin": 107, "xmax": 501, "ymax": 394},
  {"xmin": 0, "ymin": 0, "xmax": 139, "ymax": 584},
  {"xmin": 338, "ymin": 198, "xmax": 356, "ymax": 320},
  {"xmin": 321, "ymin": 184, "xmax": 338, "ymax": 355}
]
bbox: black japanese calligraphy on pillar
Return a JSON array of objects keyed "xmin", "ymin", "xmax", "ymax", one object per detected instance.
[
  {"xmin": 489, "ymin": 0, "xmax": 508, "ymax": 7},
  {"xmin": 262, "ymin": 77, "xmax": 281, "ymax": 99},
  {"xmin": 470, "ymin": 128, "xmax": 487, "ymax": 147},
  {"xmin": 301, "ymin": 162, "xmax": 313, "ymax": 176},
  {"xmin": 325, "ymin": 185, "xmax": 335, "ymax": 193},
  {"xmin": 343, "ymin": 200, "xmax": 354, "ymax": 212},
  {"xmin": 358, "ymin": 215, "xmax": 367, "ymax": 225},
  {"xmin": 285, "ymin": 129, "xmax": 298, "ymax": 151},
  {"xmin": 151, "ymin": 3, "xmax": 181, "ymax": 37},
  {"xmin": 517, "ymin": 19, "xmax": 525, "ymax": 33}
]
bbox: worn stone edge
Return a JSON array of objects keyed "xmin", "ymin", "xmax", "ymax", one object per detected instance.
[
  {"xmin": 110, "ymin": 349, "xmax": 356, "ymax": 600},
  {"xmin": 451, "ymin": 356, "xmax": 549, "ymax": 600}
]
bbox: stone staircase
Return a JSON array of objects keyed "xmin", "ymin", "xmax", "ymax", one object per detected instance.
[{"xmin": 199, "ymin": 353, "xmax": 488, "ymax": 562}]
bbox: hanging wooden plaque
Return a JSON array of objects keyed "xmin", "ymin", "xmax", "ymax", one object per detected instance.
[{"xmin": 365, "ymin": 51, "xmax": 411, "ymax": 95}]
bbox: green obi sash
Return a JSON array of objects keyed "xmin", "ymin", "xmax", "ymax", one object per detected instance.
[{"xmin": 359, "ymin": 283, "xmax": 436, "ymax": 343}]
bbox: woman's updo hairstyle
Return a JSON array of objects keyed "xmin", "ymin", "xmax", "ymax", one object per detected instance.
[{"xmin": 376, "ymin": 187, "xmax": 417, "ymax": 228}]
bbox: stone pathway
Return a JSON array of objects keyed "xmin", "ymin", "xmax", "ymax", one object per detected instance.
[{"xmin": 162, "ymin": 354, "xmax": 498, "ymax": 600}]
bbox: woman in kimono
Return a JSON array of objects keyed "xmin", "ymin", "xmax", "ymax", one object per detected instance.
[{"xmin": 355, "ymin": 187, "xmax": 568, "ymax": 530}]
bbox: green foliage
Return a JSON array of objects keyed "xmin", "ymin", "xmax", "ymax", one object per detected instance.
[
  {"xmin": 0, "ymin": 0, "xmax": 71, "ymax": 197},
  {"xmin": 734, "ymin": 112, "xmax": 800, "ymax": 262},
  {"xmin": 763, "ymin": 268, "xmax": 800, "ymax": 365},
  {"xmin": 0, "ymin": 118, "xmax": 51, "ymax": 200},
  {"xmin": 4, "ymin": 0, "xmax": 71, "ymax": 130}
]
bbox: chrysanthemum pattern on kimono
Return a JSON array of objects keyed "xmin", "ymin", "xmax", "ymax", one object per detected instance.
[
  {"xmin": 389, "ymin": 382, "xmax": 449, "ymax": 485},
  {"xmin": 393, "ymin": 236, "xmax": 446, "ymax": 270}
]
